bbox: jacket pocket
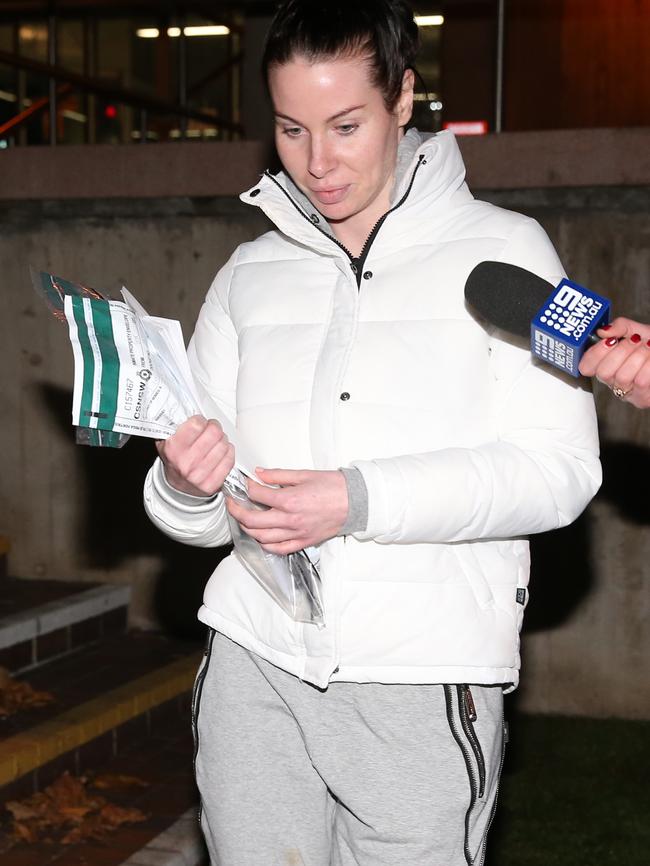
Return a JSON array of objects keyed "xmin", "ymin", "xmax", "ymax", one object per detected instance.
[{"xmin": 452, "ymin": 543, "xmax": 495, "ymax": 609}]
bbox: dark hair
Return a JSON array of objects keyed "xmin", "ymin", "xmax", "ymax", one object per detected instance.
[{"xmin": 262, "ymin": 0, "xmax": 420, "ymax": 111}]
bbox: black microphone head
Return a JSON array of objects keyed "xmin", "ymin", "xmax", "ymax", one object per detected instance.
[{"xmin": 465, "ymin": 261, "xmax": 554, "ymax": 338}]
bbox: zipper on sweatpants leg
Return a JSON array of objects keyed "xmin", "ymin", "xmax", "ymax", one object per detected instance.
[
  {"xmin": 192, "ymin": 628, "xmax": 216, "ymax": 823},
  {"xmin": 477, "ymin": 712, "xmax": 508, "ymax": 866},
  {"xmin": 444, "ymin": 684, "xmax": 476, "ymax": 866},
  {"xmin": 459, "ymin": 685, "xmax": 486, "ymax": 799}
]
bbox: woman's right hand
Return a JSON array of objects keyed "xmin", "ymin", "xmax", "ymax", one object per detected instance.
[
  {"xmin": 156, "ymin": 415, "xmax": 235, "ymax": 497},
  {"xmin": 579, "ymin": 318, "xmax": 650, "ymax": 409}
]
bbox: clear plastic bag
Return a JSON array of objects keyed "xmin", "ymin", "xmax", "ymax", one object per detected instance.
[
  {"xmin": 223, "ymin": 469, "xmax": 325, "ymax": 626},
  {"xmin": 75, "ymin": 428, "xmax": 130, "ymax": 449}
]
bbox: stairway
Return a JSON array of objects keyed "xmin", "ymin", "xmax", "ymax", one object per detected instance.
[{"xmin": 0, "ymin": 574, "xmax": 208, "ymax": 866}]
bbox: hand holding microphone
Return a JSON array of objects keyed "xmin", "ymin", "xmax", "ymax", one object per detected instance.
[
  {"xmin": 464, "ymin": 261, "xmax": 650, "ymax": 408},
  {"xmin": 579, "ymin": 318, "xmax": 650, "ymax": 409}
]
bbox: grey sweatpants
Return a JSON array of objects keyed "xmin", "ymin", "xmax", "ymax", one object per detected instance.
[{"xmin": 193, "ymin": 630, "xmax": 506, "ymax": 866}]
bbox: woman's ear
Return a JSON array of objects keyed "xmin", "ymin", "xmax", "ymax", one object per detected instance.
[{"xmin": 397, "ymin": 68, "xmax": 415, "ymax": 127}]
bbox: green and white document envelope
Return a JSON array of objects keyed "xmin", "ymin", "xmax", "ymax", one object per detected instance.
[{"xmin": 64, "ymin": 294, "xmax": 195, "ymax": 438}]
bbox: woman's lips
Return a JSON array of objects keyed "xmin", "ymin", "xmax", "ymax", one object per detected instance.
[{"xmin": 310, "ymin": 185, "xmax": 350, "ymax": 206}]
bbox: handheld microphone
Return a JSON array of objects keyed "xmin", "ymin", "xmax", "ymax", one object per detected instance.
[{"xmin": 464, "ymin": 261, "xmax": 611, "ymax": 377}]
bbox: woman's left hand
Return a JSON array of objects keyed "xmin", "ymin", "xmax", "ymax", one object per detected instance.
[{"xmin": 226, "ymin": 468, "xmax": 349, "ymax": 554}]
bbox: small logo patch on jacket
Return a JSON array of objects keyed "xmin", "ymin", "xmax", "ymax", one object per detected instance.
[{"xmin": 516, "ymin": 588, "xmax": 526, "ymax": 605}]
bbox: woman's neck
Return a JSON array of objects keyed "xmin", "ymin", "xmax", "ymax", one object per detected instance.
[{"xmin": 331, "ymin": 188, "xmax": 393, "ymax": 259}]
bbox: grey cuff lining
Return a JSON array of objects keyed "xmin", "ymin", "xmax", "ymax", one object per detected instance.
[{"xmin": 338, "ymin": 466, "xmax": 369, "ymax": 535}]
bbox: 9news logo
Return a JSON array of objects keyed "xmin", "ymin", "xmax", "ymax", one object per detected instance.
[{"xmin": 538, "ymin": 282, "xmax": 604, "ymax": 343}]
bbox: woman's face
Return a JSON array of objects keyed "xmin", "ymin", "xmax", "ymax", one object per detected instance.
[{"xmin": 268, "ymin": 53, "xmax": 413, "ymax": 246}]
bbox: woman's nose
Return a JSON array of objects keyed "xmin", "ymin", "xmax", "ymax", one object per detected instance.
[{"xmin": 308, "ymin": 137, "xmax": 336, "ymax": 178}]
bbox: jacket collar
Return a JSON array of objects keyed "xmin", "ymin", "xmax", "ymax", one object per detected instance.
[{"xmin": 241, "ymin": 129, "xmax": 471, "ymax": 257}]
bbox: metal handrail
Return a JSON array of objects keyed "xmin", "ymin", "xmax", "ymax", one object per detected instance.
[
  {"xmin": 0, "ymin": 82, "xmax": 71, "ymax": 136},
  {"xmin": 0, "ymin": 47, "xmax": 244, "ymax": 135}
]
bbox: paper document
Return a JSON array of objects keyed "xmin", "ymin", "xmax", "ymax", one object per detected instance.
[{"xmin": 62, "ymin": 288, "xmax": 259, "ymax": 476}]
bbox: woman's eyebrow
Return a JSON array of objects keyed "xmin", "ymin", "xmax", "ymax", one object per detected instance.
[{"xmin": 274, "ymin": 104, "xmax": 367, "ymax": 124}]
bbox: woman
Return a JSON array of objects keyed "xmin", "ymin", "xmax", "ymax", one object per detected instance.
[{"xmin": 144, "ymin": 2, "xmax": 601, "ymax": 863}]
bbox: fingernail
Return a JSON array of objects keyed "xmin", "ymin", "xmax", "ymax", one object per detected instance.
[
  {"xmin": 631, "ymin": 333, "xmax": 642, "ymax": 344},
  {"xmin": 601, "ymin": 324, "xmax": 613, "ymax": 331},
  {"xmin": 605, "ymin": 337, "xmax": 619, "ymax": 347}
]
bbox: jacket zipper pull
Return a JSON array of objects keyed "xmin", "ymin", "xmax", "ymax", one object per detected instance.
[{"xmin": 464, "ymin": 685, "xmax": 477, "ymax": 722}]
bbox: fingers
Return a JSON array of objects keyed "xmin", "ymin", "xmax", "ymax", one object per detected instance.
[
  {"xmin": 157, "ymin": 415, "xmax": 235, "ymax": 497},
  {"xmin": 604, "ymin": 317, "xmax": 650, "ymax": 342},
  {"xmin": 193, "ymin": 439, "xmax": 236, "ymax": 495},
  {"xmin": 256, "ymin": 540, "xmax": 306, "ymax": 555},
  {"xmin": 627, "ymin": 354, "xmax": 650, "ymax": 409},
  {"xmin": 595, "ymin": 319, "xmax": 629, "ymax": 340},
  {"xmin": 226, "ymin": 469, "xmax": 348, "ymax": 551},
  {"xmin": 226, "ymin": 495, "xmax": 301, "ymax": 533},
  {"xmin": 579, "ymin": 332, "xmax": 647, "ymax": 379},
  {"xmin": 226, "ymin": 497, "xmax": 305, "ymax": 550},
  {"xmin": 590, "ymin": 340, "xmax": 643, "ymax": 385},
  {"xmin": 244, "ymin": 476, "xmax": 305, "ymax": 511},
  {"xmin": 578, "ymin": 335, "xmax": 621, "ymax": 377},
  {"xmin": 254, "ymin": 467, "xmax": 311, "ymax": 486},
  {"xmin": 606, "ymin": 347, "xmax": 649, "ymax": 392},
  {"xmin": 578, "ymin": 327, "xmax": 650, "ymax": 408}
]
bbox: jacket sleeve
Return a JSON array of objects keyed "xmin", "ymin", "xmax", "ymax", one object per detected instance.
[
  {"xmin": 350, "ymin": 219, "xmax": 602, "ymax": 545},
  {"xmin": 142, "ymin": 250, "xmax": 240, "ymax": 548}
]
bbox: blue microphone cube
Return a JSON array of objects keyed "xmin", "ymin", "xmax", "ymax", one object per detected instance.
[{"xmin": 531, "ymin": 279, "xmax": 611, "ymax": 377}]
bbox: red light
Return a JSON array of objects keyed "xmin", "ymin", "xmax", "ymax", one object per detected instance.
[
  {"xmin": 443, "ymin": 121, "xmax": 489, "ymax": 136},
  {"xmin": 104, "ymin": 105, "xmax": 117, "ymax": 119}
]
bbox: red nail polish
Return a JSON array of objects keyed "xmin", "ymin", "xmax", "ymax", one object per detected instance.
[
  {"xmin": 601, "ymin": 324, "xmax": 613, "ymax": 331},
  {"xmin": 605, "ymin": 337, "xmax": 618, "ymax": 347},
  {"xmin": 631, "ymin": 333, "xmax": 642, "ymax": 344}
]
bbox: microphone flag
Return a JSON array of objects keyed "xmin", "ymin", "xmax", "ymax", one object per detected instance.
[{"xmin": 531, "ymin": 278, "xmax": 610, "ymax": 377}]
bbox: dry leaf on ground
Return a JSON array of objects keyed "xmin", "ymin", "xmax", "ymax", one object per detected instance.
[
  {"xmin": 3, "ymin": 771, "xmax": 148, "ymax": 847},
  {"xmin": 0, "ymin": 666, "xmax": 54, "ymax": 718},
  {"xmin": 91, "ymin": 773, "xmax": 150, "ymax": 790}
]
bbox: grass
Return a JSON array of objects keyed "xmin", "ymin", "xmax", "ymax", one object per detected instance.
[{"xmin": 485, "ymin": 714, "xmax": 650, "ymax": 866}]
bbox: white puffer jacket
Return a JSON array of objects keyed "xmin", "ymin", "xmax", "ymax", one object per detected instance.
[{"xmin": 144, "ymin": 130, "xmax": 601, "ymax": 690}]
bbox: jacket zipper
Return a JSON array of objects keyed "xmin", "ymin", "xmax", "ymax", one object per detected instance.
[
  {"xmin": 263, "ymin": 153, "xmax": 426, "ymax": 287},
  {"xmin": 261, "ymin": 155, "xmax": 427, "ymax": 678},
  {"xmin": 459, "ymin": 684, "xmax": 486, "ymax": 799},
  {"xmin": 444, "ymin": 684, "xmax": 476, "ymax": 866}
]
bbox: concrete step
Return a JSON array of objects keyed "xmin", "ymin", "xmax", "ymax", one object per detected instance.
[
  {"xmin": 0, "ymin": 643, "xmax": 207, "ymax": 865},
  {"xmin": 0, "ymin": 579, "xmax": 130, "ymax": 674},
  {"xmin": 0, "ymin": 632, "xmax": 202, "ymax": 804},
  {"xmin": 117, "ymin": 809, "xmax": 207, "ymax": 866}
]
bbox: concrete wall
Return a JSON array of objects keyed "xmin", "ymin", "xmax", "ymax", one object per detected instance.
[
  {"xmin": 0, "ymin": 197, "xmax": 271, "ymax": 635},
  {"xmin": 1, "ymin": 128, "xmax": 649, "ymax": 201},
  {"xmin": 0, "ymin": 131, "xmax": 649, "ymax": 718}
]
